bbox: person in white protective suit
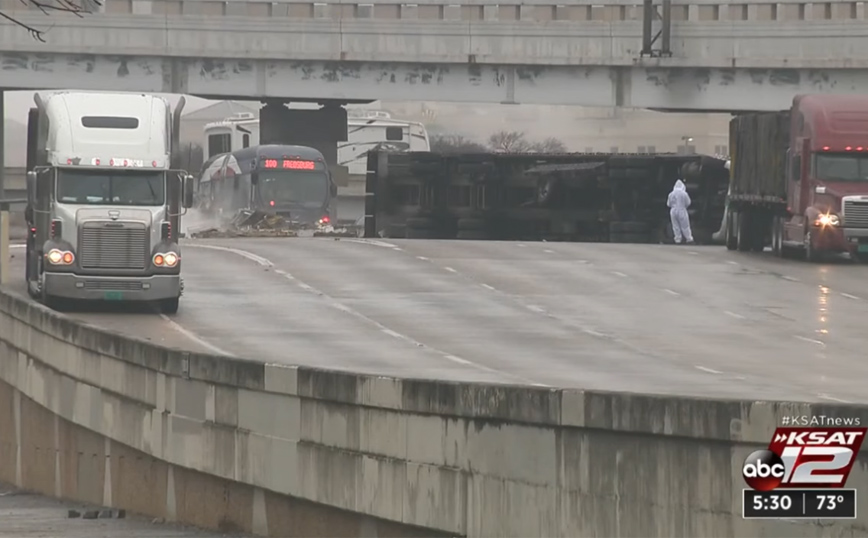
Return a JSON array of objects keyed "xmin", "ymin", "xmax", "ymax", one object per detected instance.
[{"xmin": 667, "ymin": 179, "xmax": 694, "ymax": 244}]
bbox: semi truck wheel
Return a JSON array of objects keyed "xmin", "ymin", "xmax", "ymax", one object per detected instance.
[
  {"xmin": 725, "ymin": 211, "xmax": 738, "ymax": 251},
  {"xmin": 160, "ymin": 297, "xmax": 180, "ymax": 315},
  {"xmin": 804, "ymin": 231, "xmax": 820, "ymax": 263}
]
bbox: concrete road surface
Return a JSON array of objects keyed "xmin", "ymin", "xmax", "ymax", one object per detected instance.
[
  {"xmin": 4, "ymin": 239, "xmax": 868, "ymax": 403},
  {"xmin": 0, "ymin": 482, "xmax": 248, "ymax": 537}
]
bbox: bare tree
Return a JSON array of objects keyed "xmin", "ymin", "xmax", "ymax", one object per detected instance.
[
  {"xmin": 430, "ymin": 134, "xmax": 489, "ymax": 154},
  {"xmin": 488, "ymin": 130, "xmax": 531, "ymax": 153},
  {"xmin": 2, "ymin": 0, "xmax": 102, "ymax": 42},
  {"xmin": 529, "ymin": 137, "xmax": 567, "ymax": 153},
  {"xmin": 487, "ymin": 130, "xmax": 568, "ymax": 154}
]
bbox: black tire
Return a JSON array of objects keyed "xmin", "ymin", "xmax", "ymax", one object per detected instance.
[
  {"xmin": 456, "ymin": 218, "xmax": 486, "ymax": 232},
  {"xmin": 620, "ymin": 221, "xmax": 649, "ymax": 234},
  {"xmin": 805, "ymin": 230, "xmax": 821, "ymax": 263},
  {"xmin": 160, "ymin": 297, "xmax": 180, "ymax": 315},
  {"xmin": 382, "ymin": 223, "xmax": 406, "ymax": 239},
  {"xmin": 405, "ymin": 227, "xmax": 436, "ymax": 239},
  {"xmin": 610, "ymin": 232, "xmax": 650, "ymax": 244},
  {"xmin": 725, "ymin": 211, "xmax": 737, "ymax": 251},
  {"xmin": 456, "ymin": 230, "xmax": 489, "ymax": 240},
  {"xmin": 406, "ymin": 217, "xmax": 435, "ymax": 230},
  {"xmin": 736, "ymin": 212, "xmax": 751, "ymax": 252}
]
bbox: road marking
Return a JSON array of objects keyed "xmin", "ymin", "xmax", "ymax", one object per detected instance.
[
  {"xmin": 526, "ymin": 305, "xmax": 546, "ymax": 314},
  {"xmin": 663, "ymin": 288, "xmax": 680, "ymax": 296},
  {"xmin": 481, "ymin": 284, "xmax": 496, "ymax": 291},
  {"xmin": 443, "ymin": 266, "xmax": 457, "ymax": 273},
  {"xmin": 543, "ymin": 249, "xmax": 555, "ymax": 254},
  {"xmin": 841, "ymin": 292, "xmax": 861, "ymax": 300},
  {"xmin": 726, "ymin": 261, "xmax": 739, "ymax": 265},
  {"xmin": 724, "ymin": 310, "xmax": 745, "ymax": 319},
  {"xmin": 517, "ymin": 244, "xmax": 526, "ymax": 248},
  {"xmin": 781, "ymin": 275, "xmax": 799, "ymax": 282},
  {"xmin": 189, "ymin": 243, "xmax": 537, "ymax": 383},
  {"xmin": 817, "ymin": 393, "xmax": 852, "ymax": 404},
  {"xmin": 344, "ymin": 238, "xmax": 399, "ymax": 249},
  {"xmin": 444, "ymin": 354, "xmax": 473, "ymax": 365},
  {"xmin": 416, "ymin": 256, "xmax": 429, "ymax": 261},
  {"xmin": 694, "ymin": 366, "xmax": 723, "ymax": 375},
  {"xmin": 688, "ymin": 251, "xmax": 699, "ymax": 255},
  {"xmin": 612, "ymin": 271, "xmax": 627, "ymax": 278},
  {"xmin": 794, "ymin": 335, "xmax": 826, "ymax": 346},
  {"xmin": 158, "ymin": 314, "xmax": 233, "ymax": 356}
]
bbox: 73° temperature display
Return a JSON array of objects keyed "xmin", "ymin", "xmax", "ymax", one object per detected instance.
[{"xmin": 743, "ymin": 489, "xmax": 857, "ymax": 519}]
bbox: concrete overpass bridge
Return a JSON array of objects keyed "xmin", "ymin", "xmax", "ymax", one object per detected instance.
[{"xmin": 0, "ymin": 0, "xmax": 867, "ymax": 112}]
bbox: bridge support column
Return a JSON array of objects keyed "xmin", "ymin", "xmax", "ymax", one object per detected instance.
[
  {"xmin": 0, "ymin": 90, "xmax": 5, "ymax": 199},
  {"xmin": 259, "ymin": 100, "xmax": 348, "ymax": 183}
]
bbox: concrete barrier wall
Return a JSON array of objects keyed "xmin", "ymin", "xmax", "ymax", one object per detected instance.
[{"xmin": 0, "ymin": 285, "xmax": 866, "ymax": 537}]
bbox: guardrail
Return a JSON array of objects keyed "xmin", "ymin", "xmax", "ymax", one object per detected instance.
[
  {"xmin": 4, "ymin": 0, "xmax": 868, "ymax": 21},
  {"xmin": 0, "ymin": 199, "xmax": 26, "ymax": 286},
  {"xmin": 0, "ymin": 281, "xmax": 866, "ymax": 536}
]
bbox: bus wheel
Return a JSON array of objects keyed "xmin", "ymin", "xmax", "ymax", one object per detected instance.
[{"xmin": 160, "ymin": 297, "xmax": 180, "ymax": 315}]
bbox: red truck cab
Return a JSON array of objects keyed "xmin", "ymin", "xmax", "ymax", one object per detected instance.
[{"xmin": 782, "ymin": 94, "xmax": 868, "ymax": 261}]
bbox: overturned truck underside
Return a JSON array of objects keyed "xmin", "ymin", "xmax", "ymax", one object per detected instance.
[{"xmin": 363, "ymin": 150, "xmax": 730, "ymax": 243}]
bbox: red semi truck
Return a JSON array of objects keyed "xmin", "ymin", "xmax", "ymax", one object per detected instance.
[{"xmin": 724, "ymin": 94, "xmax": 868, "ymax": 262}]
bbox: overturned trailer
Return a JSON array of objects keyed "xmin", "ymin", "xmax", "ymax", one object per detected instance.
[{"xmin": 363, "ymin": 150, "xmax": 730, "ymax": 242}]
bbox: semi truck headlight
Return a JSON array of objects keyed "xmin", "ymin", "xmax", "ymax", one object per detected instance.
[
  {"xmin": 815, "ymin": 214, "xmax": 840, "ymax": 227},
  {"xmin": 153, "ymin": 252, "xmax": 179, "ymax": 267},
  {"xmin": 46, "ymin": 249, "xmax": 74, "ymax": 265}
]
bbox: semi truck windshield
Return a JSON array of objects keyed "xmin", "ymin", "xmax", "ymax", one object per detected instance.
[
  {"xmin": 57, "ymin": 169, "xmax": 165, "ymax": 206},
  {"xmin": 257, "ymin": 170, "xmax": 329, "ymax": 208},
  {"xmin": 815, "ymin": 154, "xmax": 868, "ymax": 182}
]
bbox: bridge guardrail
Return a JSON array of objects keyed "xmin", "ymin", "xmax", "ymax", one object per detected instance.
[{"xmin": 2, "ymin": 0, "xmax": 868, "ymax": 22}]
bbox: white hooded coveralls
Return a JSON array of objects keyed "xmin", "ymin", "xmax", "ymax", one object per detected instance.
[{"xmin": 667, "ymin": 179, "xmax": 693, "ymax": 243}]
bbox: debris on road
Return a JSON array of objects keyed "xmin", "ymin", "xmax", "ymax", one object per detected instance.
[{"xmin": 187, "ymin": 209, "xmax": 362, "ymax": 239}]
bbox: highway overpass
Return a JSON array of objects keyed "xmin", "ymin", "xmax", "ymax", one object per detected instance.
[{"xmin": 1, "ymin": 0, "xmax": 868, "ymax": 110}]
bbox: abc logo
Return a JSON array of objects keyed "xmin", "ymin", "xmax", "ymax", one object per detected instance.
[{"xmin": 742, "ymin": 449, "xmax": 785, "ymax": 491}]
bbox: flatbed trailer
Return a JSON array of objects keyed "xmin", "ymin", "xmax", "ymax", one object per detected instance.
[{"xmin": 363, "ymin": 150, "xmax": 730, "ymax": 243}]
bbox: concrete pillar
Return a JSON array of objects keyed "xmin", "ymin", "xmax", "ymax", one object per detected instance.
[{"xmin": 259, "ymin": 101, "xmax": 348, "ymax": 184}]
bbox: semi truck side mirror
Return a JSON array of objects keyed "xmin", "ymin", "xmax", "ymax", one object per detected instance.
[{"xmin": 182, "ymin": 174, "xmax": 195, "ymax": 208}]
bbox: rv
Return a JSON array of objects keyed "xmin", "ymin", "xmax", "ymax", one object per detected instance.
[{"xmin": 25, "ymin": 91, "xmax": 195, "ymax": 313}]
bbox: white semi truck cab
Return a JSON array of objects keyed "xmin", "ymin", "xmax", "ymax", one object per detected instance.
[{"xmin": 24, "ymin": 91, "xmax": 195, "ymax": 314}]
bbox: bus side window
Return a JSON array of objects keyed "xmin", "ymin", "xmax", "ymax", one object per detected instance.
[{"xmin": 385, "ymin": 127, "xmax": 403, "ymax": 141}]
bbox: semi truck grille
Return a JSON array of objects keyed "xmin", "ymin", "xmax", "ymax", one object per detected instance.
[
  {"xmin": 83, "ymin": 280, "xmax": 144, "ymax": 291},
  {"xmin": 79, "ymin": 222, "xmax": 148, "ymax": 269},
  {"xmin": 843, "ymin": 201, "xmax": 868, "ymax": 228}
]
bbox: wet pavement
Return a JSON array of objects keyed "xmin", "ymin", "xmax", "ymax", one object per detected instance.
[
  {"xmin": 0, "ymin": 483, "xmax": 248, "ymax": 537},
  {"xmin": 4, "ymin": 237, "xmax": 868, "ymax": 403}
]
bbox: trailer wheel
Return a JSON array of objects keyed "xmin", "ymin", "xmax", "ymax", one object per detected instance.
[
  {"xmin": 611, "ymin": 232, "xmax": 651, "ymax": 244},
  {"xmin": 456, "ymin": 230, "xmax": 489, "ymax": 240},
  {"xmin": 610, "ymin": 221, "xmax": 649, "ymax": 234},
  {"xmin": 456, "ymin": 218, "xmax": 486, "ymax": 231},
  {"xmin": 725, "ymin": 211, "xmax": 738, "ymax": 251},
  {"xmin": 406, "ymin": 217, "xmax": 435, "ymax": 230},
  {"xmin": 771, "ymin": 217, "xmax": 783, "ymax": 256},
  {"xmin": 160, "ymin": 297, "xmax": 180, "ymax": 315},
  {"xmin": 736, "ymin": 212, "xmax": 751, "ymax": 252}
]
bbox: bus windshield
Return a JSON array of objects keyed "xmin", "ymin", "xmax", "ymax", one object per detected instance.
[
  {"xmin": 815, "ymin": 154, "xmax": 868, "ymax": 182},
  {"xmin": 56, "ymin": 169, "xmax": 165, "ymax": 206},
  {"xmin": 257, "ymin": 170, "xmax": 329, "ymax": 208}
]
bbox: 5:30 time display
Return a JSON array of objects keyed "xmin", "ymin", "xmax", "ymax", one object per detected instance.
[{"xmin": 743, "ymin": 489, "xmax": 857, "ymax": 519}]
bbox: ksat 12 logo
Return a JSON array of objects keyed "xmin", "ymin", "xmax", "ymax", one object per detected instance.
[{"xmin": 743, "ymin": 427, "xmax": 866, "ymax": 491}]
